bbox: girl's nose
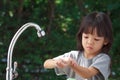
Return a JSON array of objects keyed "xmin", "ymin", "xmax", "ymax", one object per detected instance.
[{"xmin": 87, "ymin": 38, "xmax": 94, "ymax": 45}]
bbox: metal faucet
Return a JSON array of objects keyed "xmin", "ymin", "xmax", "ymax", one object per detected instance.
[{"xmin": 6, "ymin": 22, "xmax": 45, "ymax": 80}]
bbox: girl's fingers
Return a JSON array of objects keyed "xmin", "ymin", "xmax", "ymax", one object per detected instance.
[
  {"xmin": 56, "ymin": 58, "xmax": 68, "ymax": 68},
  {"xmin": 55, "ymin": 57, "xmax": 76, "ymax": 68},
  {"xmin": 56, "ymin": 61, "xmax": 65, "ymax": 68}
]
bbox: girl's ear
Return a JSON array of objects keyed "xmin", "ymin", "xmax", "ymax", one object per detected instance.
[{"xmin": 104, "ymin": 39, "xmax": 108, "ymax": 45}]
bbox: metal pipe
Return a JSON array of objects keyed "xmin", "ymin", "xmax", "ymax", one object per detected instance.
[{"xmin": 6, "ymin": 22, "xmax": 45, "ymax": 80}]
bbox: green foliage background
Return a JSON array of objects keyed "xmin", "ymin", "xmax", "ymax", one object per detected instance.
[{"xmin": 0, "ymin": 0, "xmax": 120, "ymax": 80}]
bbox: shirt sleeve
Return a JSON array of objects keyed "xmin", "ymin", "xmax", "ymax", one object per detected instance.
[
  {"xmin": 53, "ymin": 51, "xmax": 71, "ymax": 76},
  {"xmin": 90, "ymin": 54, "xmax": 111, "ymax": 80},
  {"xmin": 53, "ymin": 51, "xmax": 78, "ymax": 77}
]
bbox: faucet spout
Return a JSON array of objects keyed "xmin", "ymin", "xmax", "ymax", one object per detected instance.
[{"xmin": 6, "ymin": 22, "xmax": 45, "ymax": 80}]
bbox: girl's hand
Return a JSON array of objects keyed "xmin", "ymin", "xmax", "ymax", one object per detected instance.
[
  {"xmin": 55, "ymin": 57, "xmax": 77, "ymax": 68},
  {"xmin": 55, "ymin": 58, "xmax": 69, "ymax": 68}
]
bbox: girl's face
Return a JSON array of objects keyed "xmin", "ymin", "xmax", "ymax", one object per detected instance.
[{"xmin": 82, "ymin": 29, "xmax": 108, "ymax": 57}]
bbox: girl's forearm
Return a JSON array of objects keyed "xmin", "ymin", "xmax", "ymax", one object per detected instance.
[
  {"xmin": 44, "ymin": 59, "xmax": 56, "ymax": 69},
  {"xmin": 70, "ymin": 63, "xmax": 98, "ymax": 79}
]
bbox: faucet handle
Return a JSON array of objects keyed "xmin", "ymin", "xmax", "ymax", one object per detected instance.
[
  {"xmin": 13, "ymin": 61, "xmax": 18, "ymax": 79},
  {"xmin": 13, "ymin": 61, "xmax": 17, "ymax": 72}
]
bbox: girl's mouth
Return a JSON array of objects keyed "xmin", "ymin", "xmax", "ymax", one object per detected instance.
[{"xmin": 86, "ymin": 46, "xmax": 93, "ymax": 50}]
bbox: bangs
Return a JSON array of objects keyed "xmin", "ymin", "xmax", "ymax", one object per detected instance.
[{"xmin": 82, "ymin": 25, "xmax": 105, "ymax": 37}]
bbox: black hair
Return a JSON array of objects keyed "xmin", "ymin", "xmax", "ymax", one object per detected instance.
[{"xmin": 76, "ymin": 11, "xmax": 113, "ymax": 53}]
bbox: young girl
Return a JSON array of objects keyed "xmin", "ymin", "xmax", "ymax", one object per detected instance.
[{"xmin": 43, "ymin": 11, "xmax": 113, "ymax": 80}]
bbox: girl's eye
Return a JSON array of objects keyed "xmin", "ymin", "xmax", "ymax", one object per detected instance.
[
  {"xmin": 84, "ymin": 36, "xmax": 88, "ymax": 39},
  {"xmin": 94, "ymin": 38, "xmax": 100, "ymax": 41}
]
